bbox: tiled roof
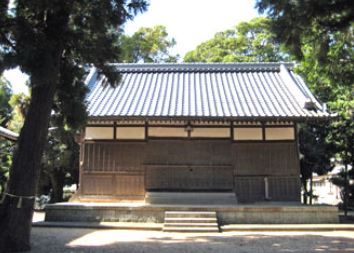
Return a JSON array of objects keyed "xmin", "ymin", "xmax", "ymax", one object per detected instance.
[
  {"xmin": 0, "ymin": 126, "xmax": 18, "ymax": 141},
  {"xmin": 85, "ymin": 63, "xmax": 330, "ymax": 120}
]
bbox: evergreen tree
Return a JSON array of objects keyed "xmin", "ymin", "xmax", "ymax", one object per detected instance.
[
  {"xmin": 120, "ymin": 25, "xmax": 178, "ymax": 63},
  {"xmin": 257, "ymin": 0, "xmax": 354, "ymax": 208},
  {"xmin": 0, "ymin": 77, "xmax": 12, "ymax": 127},
  {"xmin": 184, "ymin": 17, "xmax": 290, "ymax": 62},
  {"xmin": 0, "ymin": 0, "xmax": 148, "ymax": 251},
  {"xmin": 0, "ymin": 76, "xmax": 14, "ymax": 196}
]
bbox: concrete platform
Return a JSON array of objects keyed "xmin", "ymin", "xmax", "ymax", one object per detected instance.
[
  {"xmin": 221, "ymin": 224, "xmax": 354, "ymax": 232},
  {"xmin": 45, "ymin": 202, "xmax": 339, "ymax": 224},
  {"xmin": 146, "ymin": 192, "xmax": 238, "ymax": 205},
  {"xmin": 32, "ymin": 221, "xmax": 354, "ymax": 232},
  {"xmin": 33, "ymin": 221, "xmax": 162, "ymax": 230}
]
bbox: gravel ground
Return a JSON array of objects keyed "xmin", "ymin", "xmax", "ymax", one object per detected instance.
[{"xmin": 30, "ymin": 227, "xmax": 354, "ymax": 253}]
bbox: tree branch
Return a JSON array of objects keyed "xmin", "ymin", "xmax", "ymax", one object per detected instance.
[{"xmin": 0, "ymin": 32, "xmax": 16, "ymax": 52}]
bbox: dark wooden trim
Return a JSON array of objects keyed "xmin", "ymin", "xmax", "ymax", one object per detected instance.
[
  {"xmin": 87, "ymin": 123, "xmax": 294, "ymax": 128},
  {"xmin": 84, "ymin": 137, "xmax": 296, "ymax": 143},
  {"xmin": 84, "ymin": 139, "xmax": 145, "ymax": 143},
  {"xmin": 187, "ymin": 121, "xmax": 191, "ymax": 138},
  {"xmin": 144, "ymin": 164, "xmax": 232, "ymax": 168},
  {"xmin": 235, "ymin": 175, "xmax": 271, "ymax": 177},
  {"xmin": 264, "ymin": 125, "xmax": 295, "ymax": 128},
  {"xmin": 82, "ymin": 171, "xmax": 144, "ymax": 175},
  {"xmin": 144, "ymin": 121, "xmax": 148, "ymax": 141},
  {"xmin": 88, "ymin": 115, "xmax": 332, "ymax": 122},
  {"xmin": 232, "ymin": 140, "xmax": 296, "ymax": 144},
  {"xmin": 113, "ymin": 122, "xmax": 117, "ymax": 140},
  {"xmin": 115, "ymin": 139, "xmax": 146, "ymax": 142},
  {"xmin": 148, "ymin": 124, "xmax": 231, "ymax": 128},
  {"xmin": 230, "ymin": 121, "xmax": 234, "ymax": 141},
  {"xmin": 189, "ymin": 137, "xmax": 230, "ymax": 140},
  {"xmin": 189, "ymin": 125, "xmax": 231, "ymax": 128},
  {"xmin": 147, "ymin": 124, "xmax": 186, "ymax": 128},
  {"xmin": 262, "ymin": 122, "xmax": 266, "ymax": 140},
  {"xmin": 233, "ymin": 124, "xmax": 262, "ymax": 128},
  {"xmin": 115, "ymin": 124, "xmax": 146, "ymax": 127},
  {"xmin": 147, "ymin": 136, "xmax": 188, "ymax": 140},
  {"xmin": 86, "ymin": 124, "xmax": 115, "ymax": 127},
  {"xmin": 294, "ymin": 123, "xmax": 298, "ymax": 141}
]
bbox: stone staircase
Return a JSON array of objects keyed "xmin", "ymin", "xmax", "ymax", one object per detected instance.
[{"xmin": 163, "ymin": 211, "xmax": 219, "ymax": 232}]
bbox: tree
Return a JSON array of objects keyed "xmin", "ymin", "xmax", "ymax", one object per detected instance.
[
  {"xmin": 184, "ymin": 17, "xmax": 289, "ymax": 62},
  {"xmin": 256, "ymin": 0, "xmax": 354, "ymax": 59},
  {"xmin": 40, "ymin": 124, "xmax": 79, "ymax": 203},
  {"xmin": 0, "ymin": 76, "xmax": 14, "ymax": 196},
  {"xmin": 8, "ymin": 92, "xmax": 30, "ymax": 132},
  {"xmin": 0, "ymin": 0, "xmax": 148, "ymax": 251},
  {"xmin": 299, "ymin": 123, "xmax": 334, "ymax": 204},
  {"xmin": 120, "ymin": 25, "xmax": 178, "ymax": 63},
  {"xmin": 0, "ymin": 77, "xmax": 12, "ymax": 127},
  {"xmin": 256, "ymin": 0, "xmax": 354, "ymax": 207}
]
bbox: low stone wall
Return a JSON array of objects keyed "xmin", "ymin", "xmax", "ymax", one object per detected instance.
[
  {"xmin": 45, "ymin": 203, "xmax": 339, "ymax": 224},
  {"xmin": 216, "ymin": 206, "xmax": 338, "ymax": 224}
]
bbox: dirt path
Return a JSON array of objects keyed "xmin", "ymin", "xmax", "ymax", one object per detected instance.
[{"xmin": 30, "ymin": 227, "xmax": 354, "ymax": 253}]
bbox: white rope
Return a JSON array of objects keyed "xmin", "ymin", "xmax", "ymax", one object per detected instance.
[
  {"xmin": 3, "ymin": 192, "xmax": 35, "ymax": 199},
  {"xmin": 0, "ymin": 192, "xmax": 36, "ymax": 208}
]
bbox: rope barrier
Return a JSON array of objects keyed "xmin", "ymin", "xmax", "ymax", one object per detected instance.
[{"xmin": 0, "ymin": 192, "xmax": 36, "ymax": 208}]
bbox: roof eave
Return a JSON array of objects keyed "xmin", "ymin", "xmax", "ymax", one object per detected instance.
[{"xmin": 87, "ymin": 115, "xmax": 333, "ymax": 123}]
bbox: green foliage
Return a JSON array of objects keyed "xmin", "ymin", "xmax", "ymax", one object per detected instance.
[
  {"xmin": 256, "ymin": 0, "xmax": 354, "ymax": 59},
  {"xmin": 0, "ymin": 76, "xmax": 13, "ymax": 195},
  {"xmin": 8, "ymin": 93, "xmax": 30, "ymax": 132},
  {"xmin": 257, "ymin": 0, "xmax": 354, "ymax": 205},
  {"xmin": 294, "ymin": 18, "xmax": 354, "ymax": 205},
  {"xmin": 0, "ymin": 139, "xmax": 14, "ymax": 195},
  {"xmin": 120, "ymin": 25, "xmax": 178, "ymax": 63},
  {"xmin": 184, "ymin": 17, "xmax": 290, "ymax": 62},
  {"xmin": 0, "ymin": 1, "xmax": 148, "ymax": 249},
  {"xmin": 0, "ymin": 77, "xmax": 12, "ymax": 127},
  {"xmin": 40, "ymin": 120, "xmax": 79, "ymax": 202}
]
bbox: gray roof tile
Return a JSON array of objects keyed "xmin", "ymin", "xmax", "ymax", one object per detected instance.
[{"xmin": 85, "ymin": 63, "xmax": 330, "ymax": 120}]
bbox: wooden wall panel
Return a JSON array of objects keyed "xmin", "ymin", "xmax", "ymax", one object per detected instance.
[
  {"xmin": 116, "ymin": 174, "xmax": 145, "ymax": 196},
  {"xmin": 80, "ymin": 140, "xmax": 301, "ymax": 202},
  {"xmin": 146, "ymin": 140, "xmax": 231, "ymax": 166},
  {"xmin": 83, "ymin": 142, "xmax": 145, "ymax": 172},
  {"xmin": 145, "ymin": 165, "xmax": 233, "ymax": 191},
  {"xmin": 233, "ymin": 142, "xmax": 299, "ymax": 176},
  {"xmin": 81, "ymin": 174, "xmax": 114, "ymax": 195},
  {"xmin": 269, "ymin": 177, "xmax": 301, "ymax": 201},
  {"xmin": 234, "ymin": 177, "xmax": 265, "ymax": 202}
]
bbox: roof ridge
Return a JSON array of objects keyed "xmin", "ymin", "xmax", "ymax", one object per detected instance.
[{"xmin": 109, "ymin": 62, "xmax": 295, "ymax": 72}]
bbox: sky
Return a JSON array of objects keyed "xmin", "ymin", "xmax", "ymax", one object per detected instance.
[{"xmin": 4, "ymin": 0, "xmax": 258, "ymax": 95}]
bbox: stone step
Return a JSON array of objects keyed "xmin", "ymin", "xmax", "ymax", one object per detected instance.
[
  {"xmin": 165, "ymin": 211, "xmax": 216, "ymax": 218},
  {"xmin": 164, "ymin": 217, "xmax": 218, "ymax": 223},
  {"xmin": 163, "ymin": 210, "xmax": 219, "ymax": 232},
  {"xmin": 164, "ymin": 222, "xmax": 219, "ymax": 227},
  {"xmin": 163, "ymin": 227, "xmax": 220, "ymax": 233},
  {"xmin": 146, "ymin": 191, "xmax": 237, "ymax": 205}
]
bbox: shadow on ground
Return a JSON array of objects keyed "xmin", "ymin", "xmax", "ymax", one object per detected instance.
[{"xmin": 30, "ymin": 227, "xmax": 354, "ymax": 253}]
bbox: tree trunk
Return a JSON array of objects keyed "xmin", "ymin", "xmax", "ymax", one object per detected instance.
[
  {"xmin": 49, "ymin": 169, "xmax": 65, "ymax": 203},
  {"xmin": 301, "ymin": 177, "xmax": 308, "ymax": 204},
  {"xmin": 309, "ymin": 173, "xmax": 313, "ymax": 205},
  {"xmin": 0, "ymin": 75, "xmax": 58, "ymax": 251}
]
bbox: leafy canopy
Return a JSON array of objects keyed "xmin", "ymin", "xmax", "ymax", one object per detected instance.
[
  {"xmin": 0, "ymin": 77, "xmax": 12, "ymax": 127},
  {"xmin": 184, "ymin": 17, "xmax": 289, "ymax": 62},
  {"xmin": 257, "ymin": 0, "xmax": 354, "ymax": 204},
  {"xmin": 120, "ymin": 25, "xmax": 178, "ymax": 63},
  {"xmin": 256, "ymin": 0, "xmax": 354, "ymax": 59}
]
